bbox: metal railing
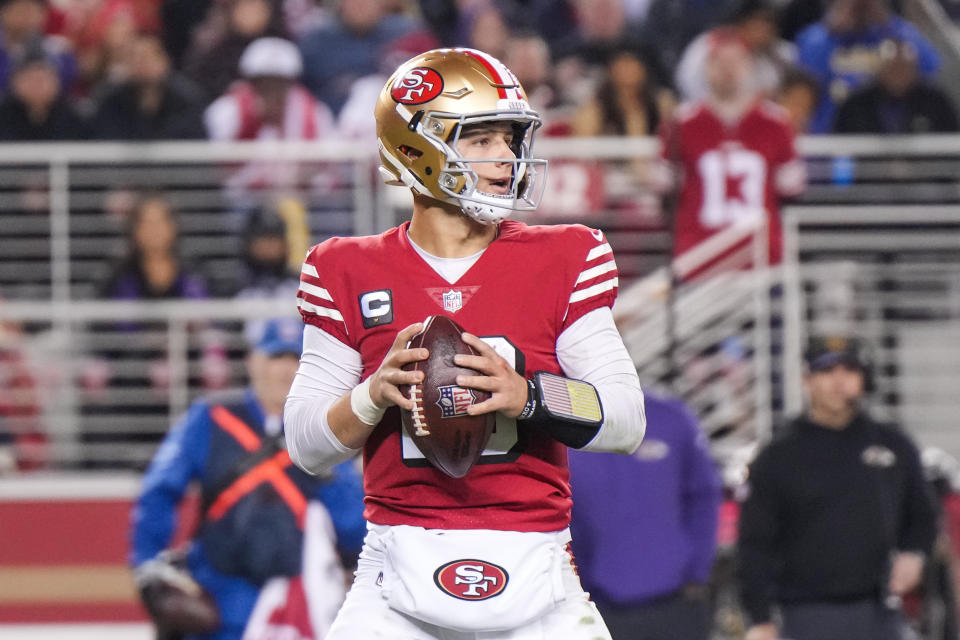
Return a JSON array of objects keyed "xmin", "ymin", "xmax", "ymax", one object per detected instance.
[
  {"xmin": 2, "ymin": 135, "xmax": 960, "ymax": 468},
  {"xmin": 614, "ymin": 219, "xmax": 772, "ymax": 460},
  {"xmin": 0, "ymin": 140, "xmax": 384, "ymax": 301},
  {"xmin": 0, "ymin": 299, "xmax": 298, "ymax": 469},
  {"xmin": 782, "ymin": 204, "xmax": 960, "ymax": 458}
]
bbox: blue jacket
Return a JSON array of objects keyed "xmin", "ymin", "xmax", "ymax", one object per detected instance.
[
  {"xmin": 0, "ymin": 35, "xmax": 77, "ymax": 100},
  {"xmin": 796, "ymin": 16, "xmax": 941, "ymax": 133},
  {"xmin": 130, "ymin": 389, "xmax": 365, "ymax": 640},
  {"xmin": 297, "ymin": 14, "xmax": 421, "ymax": 115},
  {"xmin": 569, "ymin": 391, "xmax": 721, "ymax": 605}
]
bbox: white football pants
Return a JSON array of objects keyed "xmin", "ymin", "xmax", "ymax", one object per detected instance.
[{"xmin": 326, "ymin": 525, "xmax": 612, "ymax": 640}]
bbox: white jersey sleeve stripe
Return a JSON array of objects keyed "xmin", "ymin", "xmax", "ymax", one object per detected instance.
[
  {"xmin": 301, "ymin": 263, "xmax": 319, "ymax": 278},
  {"xmin": 299, "ymin": 281, "xmax": 334, "ymax": 302},
  {"xmin": 569, "ymin": 277, "xmax": 618, "ymax": 304},
  {"xmin": 297, "ymin": 297, "xmax": 345, "ymax": 322},
  {"xmin": 585, "ymin": 243, "xmax": 613, "ymax": 262},
  {"xmin": 576, "ymin": 260, "xmax": 617, "ymax": 285}
]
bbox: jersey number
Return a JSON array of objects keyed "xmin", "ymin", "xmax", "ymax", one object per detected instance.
[
  {"xmin": 697, "ymin": 149, "xmax": 767, "ymax": 228},
  {"xmin": 400, "ymin": 336, "xmax": 525, "ymax": 467}
]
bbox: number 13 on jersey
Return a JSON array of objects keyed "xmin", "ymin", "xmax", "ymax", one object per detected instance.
[{"xmin": 697, "ymin": 148, "xmax": 766, "ymax": 228}]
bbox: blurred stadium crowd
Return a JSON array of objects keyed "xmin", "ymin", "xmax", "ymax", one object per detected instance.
[{"xmin": 0, "ymin": 0, "xmax": 955, "ymax": 143}]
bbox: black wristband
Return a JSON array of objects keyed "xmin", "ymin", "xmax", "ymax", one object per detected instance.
[
  {"xmin": 518, "ymin": 378, "xmax": 538, "ymax": 420},
  {"xmin": 516, "ymin": 372, "xmax": 604, "ymax": 449}
]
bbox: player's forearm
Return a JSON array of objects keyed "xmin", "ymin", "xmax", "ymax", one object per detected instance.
[
  {"xmin": 556, "ymin": 308, "xmax": 646, "ymax": 454},
  {"xmin": 327, "ymin": 391, "xmax": 379, "ymax": 449},
  {"xmin": 284, "ymin": 394, "xmax": 360, "ymax": 474},
  {"xmin": 580, "ymin": 376, "xmax": 646, "ymax": 453},
  {"xmin": 285, "ymin": 325, "xmax": 367, "ymax": 474}
]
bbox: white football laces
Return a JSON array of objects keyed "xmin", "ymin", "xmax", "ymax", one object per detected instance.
[{"xmin": 408, "ymin": 382, "xmax": 429, "ymax": 436}]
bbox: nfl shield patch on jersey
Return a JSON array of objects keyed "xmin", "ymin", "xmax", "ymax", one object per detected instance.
[
  {"xmin": 425, "ymin": 286, "xmax": 480, "ymax": 313},
  {"xmin": 442, "ymin": 289, "xmax": 462, "ymax": 312}
]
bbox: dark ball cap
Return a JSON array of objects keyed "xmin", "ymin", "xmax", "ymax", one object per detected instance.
[
  {"xmin": 11, "ymin": 38, "xmax": 56, "ymax": 75},
  {"xmin": 242, "ymin": 207, "xmax": 287, "ymax": 240},
  {"xmin": 804, "ymin": 335, "xmax": 868, "ymax": 373},
  {"xmin": 728, "ymin": 0, "xmax": 776, "ymax": 23}
]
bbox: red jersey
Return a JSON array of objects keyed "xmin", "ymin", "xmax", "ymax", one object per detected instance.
[
  {"xmin": 297, "ymin": 220, "xmax": 618, "ymax": 532},
  {"xmin": 660, "ymin": 100, "xmax": 804, "ymax": 265}
]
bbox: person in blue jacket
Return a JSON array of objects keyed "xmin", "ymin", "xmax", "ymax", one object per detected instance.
[
  {"xmin": 795, "ymin": 0, "xmax": 941, "ymax": 133},
  {"xmin": 130, "ymin": 317, "xmax": 366, "ymax": 640},
  {"xmin": 569, "ymin": 390, "xmax": 722, "ymax": 640}
]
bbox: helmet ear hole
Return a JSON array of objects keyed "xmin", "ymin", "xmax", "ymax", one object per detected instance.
[{"xmin": 398, "ymin": 145, "xmax": 423, "ymax": 162}]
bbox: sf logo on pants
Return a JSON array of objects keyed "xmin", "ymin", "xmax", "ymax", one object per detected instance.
[{"xmin": 434, "ymin": 560, "xmax": 508, "ymax": 600}]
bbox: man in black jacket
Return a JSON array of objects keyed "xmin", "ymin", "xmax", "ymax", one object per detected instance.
[
  {"xmin": 0, "ymin": 43, "xmax": 85, "ymax": 141},
  {"xmin": 738, "ymin": 335, "xmax": 938, "ymax": 640},
  {"xmin": 90, "ymin": 33, "xmax": 205, "ymax": 141},
  {"xmin": 833, "ymin": 38, "xmax": 959, "ymax": 134}
]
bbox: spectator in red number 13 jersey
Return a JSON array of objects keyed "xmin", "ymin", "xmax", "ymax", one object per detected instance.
[{"xmin": 655, "ymin": 30, "xmax": 806, "ymax": 267}]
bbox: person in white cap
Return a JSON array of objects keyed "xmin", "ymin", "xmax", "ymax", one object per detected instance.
[{"xmin": 204, "ymin": 36, "xmax": 335, "ymax": 142}]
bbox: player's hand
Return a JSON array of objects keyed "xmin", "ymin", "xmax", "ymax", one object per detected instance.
[
  {"xmin": 367, "ymin": 323, "xmax": 428, "ymax": 411},
  {"xmin": 744, "ymin": 623, "xmax": 779, "ymax": 640},
  {"xmin": 454, "ymin": 332, "xmax": 528, "ymax": 418},
  {"xmin": 888, "ymin": 551, "xmax": 925, "ymax": 596}
]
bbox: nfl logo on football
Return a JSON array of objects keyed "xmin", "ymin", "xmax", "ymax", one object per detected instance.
[
  {"xmin": 437, "ymin": 385, "xmax": 475, "ymax": 418},
  {"xmin": 442, "ymin": 289, "xmax": 462, "ymax": 313}
]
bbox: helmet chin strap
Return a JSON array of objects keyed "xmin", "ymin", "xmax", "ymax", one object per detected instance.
[
  {"xmin": 442, "ymin": 161, "xmax": 523, "ymax": 226},
  {"xmin": 459, "ymin": 191, "xmax": 515, "ymax": 225}
]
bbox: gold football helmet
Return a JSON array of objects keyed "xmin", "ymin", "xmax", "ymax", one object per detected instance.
[{"xmin": 375, "ymin": 47, "xmax": 547, "ymax": 225}]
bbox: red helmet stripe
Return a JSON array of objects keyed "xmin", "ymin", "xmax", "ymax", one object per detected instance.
[{"xmin": 462, "ymin": 49, "xmax": 508, "ymax": 99}]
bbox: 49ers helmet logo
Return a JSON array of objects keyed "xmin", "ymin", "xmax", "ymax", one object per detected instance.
[
  {"xmin": 391, "ymin": 67, "xmax": 444, "ymax": 105},
  {"xmin": 433, "ymin": 559, "xmax": 508, "ymax": 600}
]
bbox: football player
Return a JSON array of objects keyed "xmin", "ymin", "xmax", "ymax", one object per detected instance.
[{"xmin": 284, "ymin": 47, "xmax": 646, "ymax": 639}]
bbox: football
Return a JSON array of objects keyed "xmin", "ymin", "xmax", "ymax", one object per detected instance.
[
  {"xmin": 137, "ymin": 553, "xmax": 220, "ymax": 634},
  {"xmin": 399, "ymin": 315, "xmax": 495, "ymax": 478}
]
